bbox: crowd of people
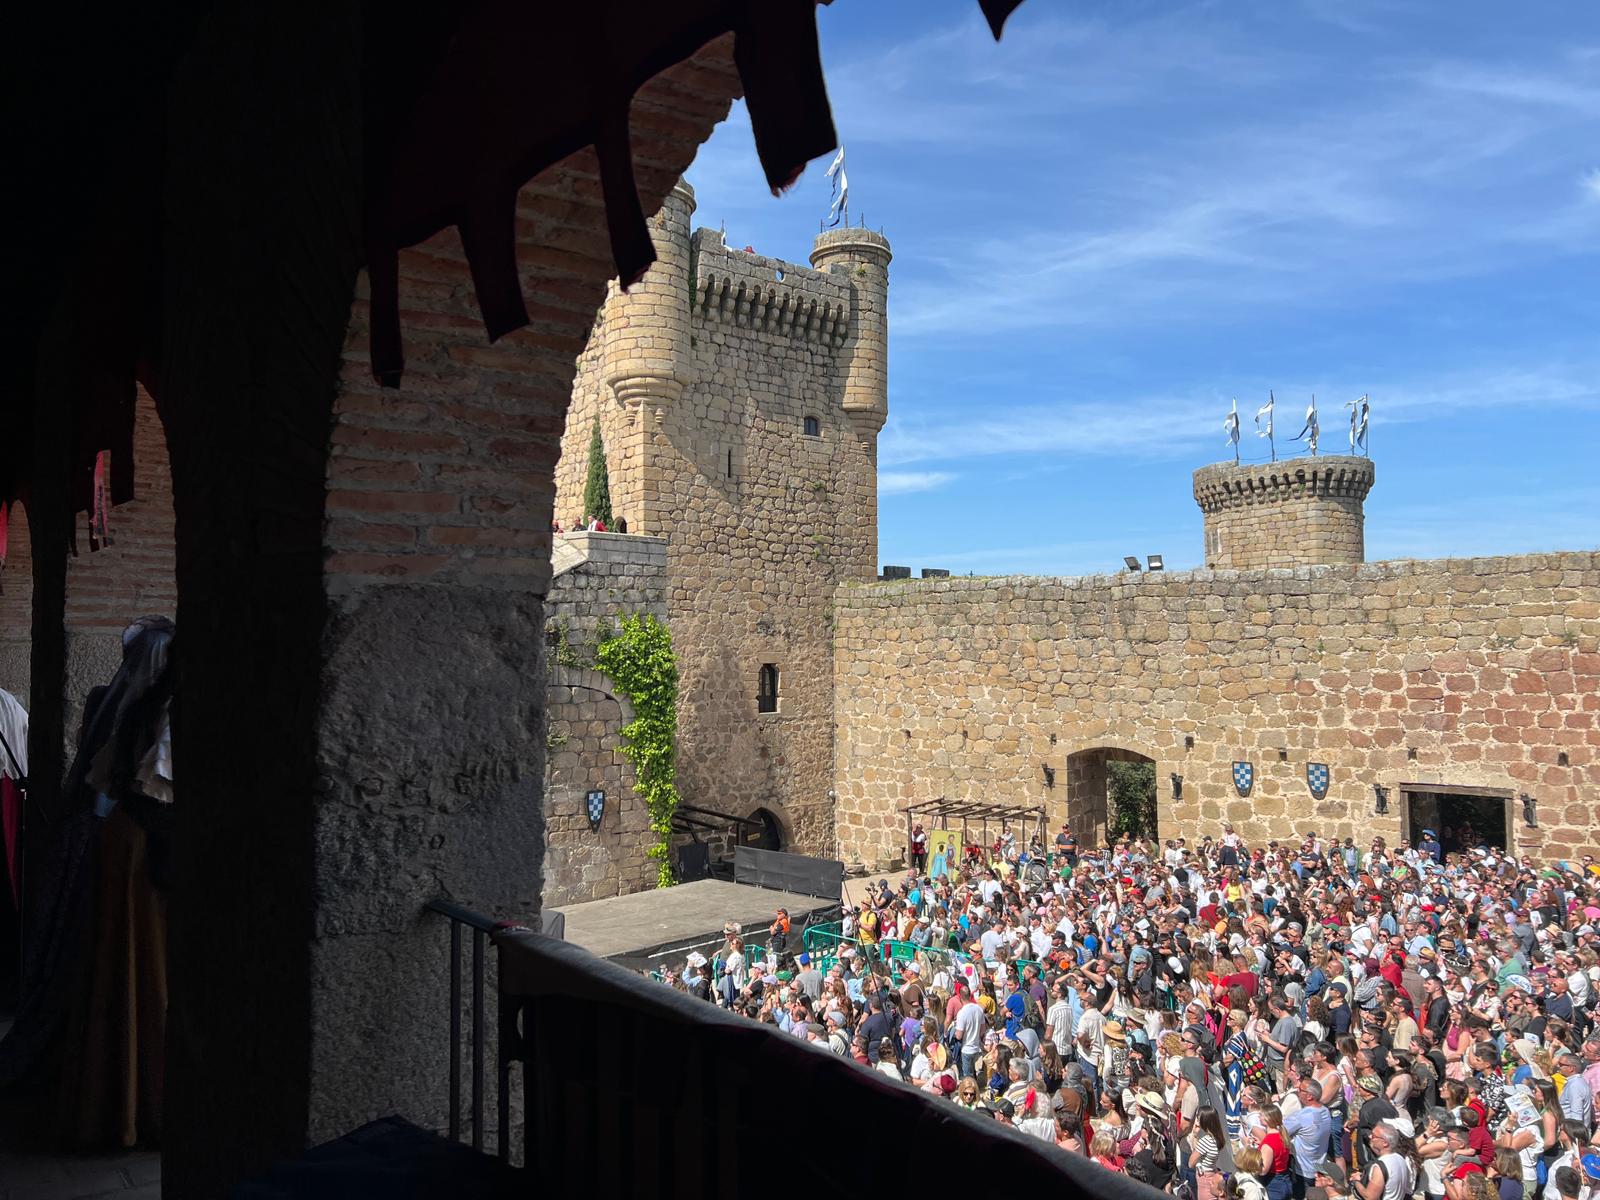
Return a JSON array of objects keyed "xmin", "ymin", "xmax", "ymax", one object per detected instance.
[
  {"xmin": 655, "ymin": 824, "xmax": 1600, "ymax": 1200},
  {"xmin": 552, "ymin": 514, "xmax": 627, "ymax": 533}
]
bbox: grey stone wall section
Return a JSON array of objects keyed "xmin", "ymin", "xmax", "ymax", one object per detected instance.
[
  {"xmin": 542, "ymin": 533, "xmax": 668, "ymax": 905},
  {"xmin": 308, "ymin": 586, "xmax": 545, "ymax": 1141}
]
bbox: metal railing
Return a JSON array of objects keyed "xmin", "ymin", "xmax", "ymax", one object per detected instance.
[
  {"xmin": 425, "ymin": 898, "xmax": 511, "ymax": 1160},
  {"xmin": 420, "ymin": 898, "xmax": 1159, "ymax": 1198},
  {"xmin": 487, "ymin": 926, "xmax": 1154, "ymax": 1197}
]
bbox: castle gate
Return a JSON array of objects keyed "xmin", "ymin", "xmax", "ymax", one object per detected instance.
[{"xmin": 1065, "ymin": 747, "xmax": 1157, "ymax": 849}]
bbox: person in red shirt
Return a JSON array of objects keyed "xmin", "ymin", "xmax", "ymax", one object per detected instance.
[{"xmin": 1461, "ymin": 1108, "xmax": 1495, "ymax": 1168}]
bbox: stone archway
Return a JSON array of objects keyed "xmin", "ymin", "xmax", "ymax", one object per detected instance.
[
  {"xmin": 1064, "ymin": 746, "xmax": 1158, "ymax": 849},
  {"xmin": 745, "ymin": 803, "xmax": 789, "ymax": 852}
]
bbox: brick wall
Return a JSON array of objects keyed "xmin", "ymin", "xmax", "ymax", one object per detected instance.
[
  {"xmin": 0, "ymin": 387, "xmax": 177, "ymax": 729},
  {"xmin": 833, "ymin": 552, "xmax": 1600, "ymax": 868}
]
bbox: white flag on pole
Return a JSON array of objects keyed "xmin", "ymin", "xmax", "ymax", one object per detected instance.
[
  {"xmin": 825, "ymin": 146, "xmax": 848, "ymax": 228},
  {"xmin": 1294, "ymin": 397, "xmax": 1320, "ymax": 455},
  {"xmin": 1224, "ymin": 399, "xmax": 1241, "ymax": 461},
  {"xmin": 1255, "ymin": 394, "xmax": 1274, "ymax": 439},
  {"xmin": 1346, "ymin": 394, "xmax": 1370, "ymax": 453}
]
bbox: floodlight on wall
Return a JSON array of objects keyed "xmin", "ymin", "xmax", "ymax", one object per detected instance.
[
  {"xmin": 1147, "ymin": 555, "xmax": 1165, "ymax": 571},
  {"xmin": 1043, "ymin": 764, "xmax": 1056, "ymax": 790},
  {"xmin": 1373, "ymin": 784, "xmax": 1389, "ymax": 816},
  {"xmin": 1521, "ymin": 793, "xmax": 1538, "ymax": 827},
  {"xmin": 1124, "ymin": 556, "xmax": 1143, "ymax": 571},
  {"xmin": 1170, "ymin": 772, "xmax": 1183, "ymax": 801},
  {"xmin": 1184, "ymin": 734, "xmax": 1195, "ymax": 750}
]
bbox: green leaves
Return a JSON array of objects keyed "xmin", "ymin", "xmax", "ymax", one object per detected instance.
[{"xmin": 595, "ymin": 614, "xmax": 679, "ymax": 888}]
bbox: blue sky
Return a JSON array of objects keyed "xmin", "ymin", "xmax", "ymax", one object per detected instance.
[{"xmin": 684, "ymin": 0, "xmax": 1600, "ymax": 575}]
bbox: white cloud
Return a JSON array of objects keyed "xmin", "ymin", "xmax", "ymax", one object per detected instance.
[
  {"xmin": 1584, "ymin": 169, "xmax": 1600, "ymax": 202},
  {"xmin": 878, "ymin": 470, "xmax": 956, "ymax": 495},
  {"xmin": 880, "ymin": 365, "xmax": 1600, "ymax": 469}
]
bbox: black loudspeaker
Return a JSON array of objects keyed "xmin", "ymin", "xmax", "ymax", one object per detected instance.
[{"xmin": 678, "ymin": 842, "xmax": 712, "ymax": 883}]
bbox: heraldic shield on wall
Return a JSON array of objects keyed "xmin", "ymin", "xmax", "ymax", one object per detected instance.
[
  {"xmin": 586, "ymin": 789, "xmax": 606, "ymax": 831},
  {"xmin": 1232, "ymin": 761, "xmax": 1254, "ymax": 797},
  {"xmin": 1307, "ymin": 763, "xmax": 1330, "ymax": 800}
]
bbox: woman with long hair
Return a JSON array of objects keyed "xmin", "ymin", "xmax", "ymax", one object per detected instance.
[
  {"xmin": 1257, "ymin": 1103, "xmax": 1293, "ymax": 1200},
  {"xmin": 1190, "ymin": 1106, "xmax": 1227, "ymax": 1200},
  {"xmin": 1038, "ymin": 1040, "xmax": 1065, "ymax": 1092}
]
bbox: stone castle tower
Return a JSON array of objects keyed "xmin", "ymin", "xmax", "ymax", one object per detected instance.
[
  {"xmin": 1192, "ymin": 455, "xmax": 1376, "ymax": 569},
  {"xmin": 553, "ymin": 181, "xmax": 889, "ymax": 856}
]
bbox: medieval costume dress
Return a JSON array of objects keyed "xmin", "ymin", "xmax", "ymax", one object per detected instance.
[{"xmin": 0, "ymin": 616, "xmax": 174, "ymax": 1148}]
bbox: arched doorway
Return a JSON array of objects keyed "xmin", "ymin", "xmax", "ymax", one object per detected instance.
[
  {"xmin": 1065, "ymin": 747, "xmax": 1157, "ymax": 848},
  {"xmin": 745, "ymin": 806, "xmax": 785, "ymax": 852}
]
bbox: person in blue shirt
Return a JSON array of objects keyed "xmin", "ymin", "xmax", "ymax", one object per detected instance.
[
  {"xmin": 1283, "ymin": 1077, "xmax": 1334, "ymax": 1196},
  {"xmin": 1003, "ymin": 977, "xmax": 1028, "ymax": 1038},
  {"xmin": 1417, "ymin": 829, "xmax": 1442, "ymax": 863}
]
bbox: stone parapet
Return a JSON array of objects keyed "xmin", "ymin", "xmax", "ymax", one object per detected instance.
[
  {"xmin": 1193, "ymin": 454, "xmax": 1375, "ymax": 570},
  {"xmin": 552, "ymin": 531, "xmax": 668, "ymax": 578},
  {"xmin": 692, "ymin": 228, "xmax": 852, "ymax": 345}
]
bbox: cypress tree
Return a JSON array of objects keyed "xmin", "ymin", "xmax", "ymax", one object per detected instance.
[{"xmin": 582, "ymin": 416, "xmax": 613, "ymax": 527}]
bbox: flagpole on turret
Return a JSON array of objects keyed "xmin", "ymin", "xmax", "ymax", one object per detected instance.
[{"xmin": 1256, "ymin": 392, "xmax": 1276, "ymax": 463}]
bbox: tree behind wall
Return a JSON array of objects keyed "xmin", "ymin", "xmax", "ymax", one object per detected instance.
[
  {"xmin": 1107, "ymin": 759, "xmax": 1157, "ymax": 841},
  {"xmin": 583, "ymin": 417, "xmax": 613, "ymax": 527}
]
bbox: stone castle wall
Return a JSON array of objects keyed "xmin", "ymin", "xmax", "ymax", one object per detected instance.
[
  {"xmin": 553, "ymin": 195, "xmax": 885, "ymax": 858},
  {"xmin": 542, "ymin": 533, "xmax": 668, "ymax": 908},
  {"xmin": 833, "ymin": 552, "xmax": 1600, "ymax": 868},
  {"xmin": 1194, "ymin": 456, "xmax": 1374, "ymax": 570}
]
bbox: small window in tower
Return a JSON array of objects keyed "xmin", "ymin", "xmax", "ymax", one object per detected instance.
[
  {"xmin": 727, "ymin": 448, "xmax": 734, "ymax": 478},
  {"xmin": 757, "ymin": 664, "xmax": 780, "ymax": 714},
  {"xmin": 803, "ymin": 415, "xmax": 820, "ymax": 437}
]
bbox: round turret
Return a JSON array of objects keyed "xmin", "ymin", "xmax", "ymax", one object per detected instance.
[
  {"xmin": 1193, "ymin": 455, "xmax": 1375, "ymax": 569},
  {"xmin": 810, "ymin": 228, "xmax": 891, "ymax": 432},
  {"xmin": 602, "ymin": 179, "xmax": 695, "ymax": 409}
]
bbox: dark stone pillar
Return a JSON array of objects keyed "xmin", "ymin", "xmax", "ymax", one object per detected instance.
[{"xmin": 157, "ymin": 6, "xmax": 363, "ymax": 1195}]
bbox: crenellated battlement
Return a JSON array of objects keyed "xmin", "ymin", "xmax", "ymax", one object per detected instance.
[
  {"xmin": 1193, "ymin": 455, "xmax": 1376, "ymax": 513},
  {"xmin": 691, "ymin": 229, "xmax": 852, "ymax": 345},
  {"xmin": 1193, "ymin": 454, "xmax": 1375, "ymax": 570}
]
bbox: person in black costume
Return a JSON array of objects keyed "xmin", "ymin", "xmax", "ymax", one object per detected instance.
[{"xmin": 0, "ymin": 615, "xmax": 175, "ymax": 1148}]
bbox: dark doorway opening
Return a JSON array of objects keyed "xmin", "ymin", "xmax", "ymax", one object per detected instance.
[
  {"xmin": 746, "ymin": 807, "xmax": 784, "ymax": 852},
  {"xmin": 1403, "ymin": 786, "xmax": 1511, "ymax": 856}
]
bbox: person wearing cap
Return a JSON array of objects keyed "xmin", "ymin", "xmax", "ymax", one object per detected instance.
[
  {"xmin": 1313, "ymin": 1157, "xmax": 1350, "ymax": 1200},
  {"xmin": 1354, "ymin": 1074, "xmax": 1400, "ymax": 1170}
]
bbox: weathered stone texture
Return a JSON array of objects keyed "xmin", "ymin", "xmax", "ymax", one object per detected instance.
[
  {"xmin": 1194, "ymin": 455, "xmax": 1374, "ymax": 570},
  {"xmin": 833, "ymin": 553, "xmax": 1600, "ymax": 869},
  {"xmin": 553, "ymin": 197, "xmax": 886, "ymax": 861},
  {"xmin": 542, "ymin": 533, "xmax": 667, "ymax": 907}
]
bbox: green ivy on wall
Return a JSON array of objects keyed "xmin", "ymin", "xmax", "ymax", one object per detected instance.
[{"xmin": 595, "ymin": 614, "xmax": 680, "ymax": 888}]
